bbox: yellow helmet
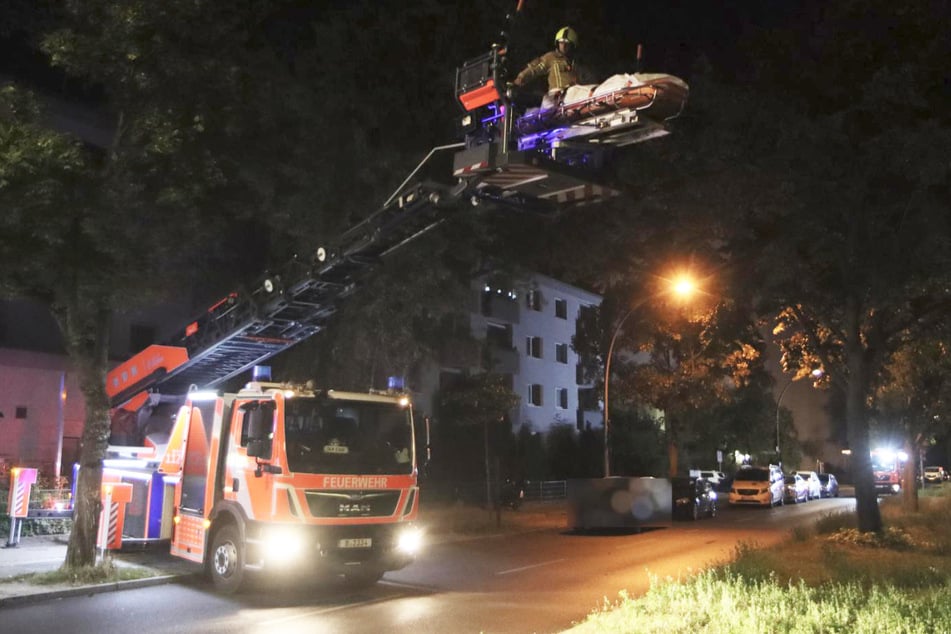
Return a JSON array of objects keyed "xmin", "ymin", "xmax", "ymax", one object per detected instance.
[{"xmin": 554, "ymin": 26, "xmax": 578, "ymax": 48}]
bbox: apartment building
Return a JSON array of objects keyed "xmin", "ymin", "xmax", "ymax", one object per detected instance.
[{"xmin": 412, "ymin": 274, "xmax": 602, "ymax": 435}]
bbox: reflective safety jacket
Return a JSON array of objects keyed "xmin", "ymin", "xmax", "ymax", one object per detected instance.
[{"xmin": 513, "ymin": 49, "xmax": 586, "ymax": 91}]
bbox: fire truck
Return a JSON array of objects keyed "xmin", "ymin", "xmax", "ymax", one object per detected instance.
[
  {"xmin": 95, "ymin": 11, "xmax": 688, "ymax": 592},
  {"xmin": 870, "ymin": 448, "xmax": 906, "ymax": 495}
]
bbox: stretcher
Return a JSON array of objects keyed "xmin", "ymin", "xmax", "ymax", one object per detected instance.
[{"xmin": 515, "ymin": 73, "xmax": 689, "ymax": 154}]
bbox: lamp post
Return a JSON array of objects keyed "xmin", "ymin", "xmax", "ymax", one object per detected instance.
[
  {"xmin": 603, "ymin": 275, "xmax": 697, "ymax": 478},
  {"xmin": 775, "ymin": 377, "xmax": 795, "ymax": 457},
  {"xmin": 775, "ymin": 368, "xmax": 823, "ymax": 460}
]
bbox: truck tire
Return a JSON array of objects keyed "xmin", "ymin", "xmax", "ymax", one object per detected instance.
[{"xmin": 208, "ymin": 525, "xmax": 245, "ymax": 594}]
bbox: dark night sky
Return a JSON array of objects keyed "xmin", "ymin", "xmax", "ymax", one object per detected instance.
[{"xmin": 0, "ymin": 1, "xmax": 814, "ymax": 92}]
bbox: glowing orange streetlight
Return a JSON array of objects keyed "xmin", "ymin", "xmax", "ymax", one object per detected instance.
[{"xmin": 603, "ymin": 273, "xmax": 699, "ymax": 477}]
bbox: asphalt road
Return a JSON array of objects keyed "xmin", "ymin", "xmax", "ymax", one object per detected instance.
[{"xmin": 0, "ymin": 496, "xmax": 855, "ymax": 634}]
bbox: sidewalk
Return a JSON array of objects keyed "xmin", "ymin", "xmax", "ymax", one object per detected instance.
[
  {"xmin": 0, "ymin": 534, "xmax": 197, "ymax": 607},
  {"xmin": 0, "ymin": 501, "xmax": 566, "ymax": 607}
]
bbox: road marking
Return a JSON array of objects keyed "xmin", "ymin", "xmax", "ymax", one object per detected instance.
[
  {"xmin": 496, "ymin": 558, "xmax": 566, "ymax": 576},
  {"xmin": 256, "ymin": 594, "xmax": 400, "ymax": 625}
]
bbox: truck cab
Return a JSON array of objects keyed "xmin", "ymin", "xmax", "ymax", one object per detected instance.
[{"xmin": 165, "ymin": 381, "xmax": 422, "ymax": 592}]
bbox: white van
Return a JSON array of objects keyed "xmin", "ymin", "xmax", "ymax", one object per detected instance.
[{"xmin": 729, "ymin": 464, "xmax": 784, "ymax": 507}]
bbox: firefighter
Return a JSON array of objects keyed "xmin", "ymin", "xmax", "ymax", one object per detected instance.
[{"xmin": 512, "ymin": 26, "xmax": 589, "ymax": 109}]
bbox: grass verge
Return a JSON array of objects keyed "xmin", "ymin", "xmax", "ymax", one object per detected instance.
[
  {"xmin": 568, "ymin": 487, "xmax": 951, "ymax": 633},
  {"xmin": 15, "ymin": 561, "xmax": 157, "ymax": 587}
]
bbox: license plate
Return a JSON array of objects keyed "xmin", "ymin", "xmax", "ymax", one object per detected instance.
[{"xmin": 338, "ymin": 538, "xmax": 372, "ymax": 548}]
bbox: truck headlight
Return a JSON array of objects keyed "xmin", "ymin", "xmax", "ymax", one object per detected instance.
[
  {"xmin": 396, "ymin": 526, "xmax": 424, "ymax": 556},
  {"xmin": 263, "ymin": 527, "xmax": 305, "ymax": 564}
]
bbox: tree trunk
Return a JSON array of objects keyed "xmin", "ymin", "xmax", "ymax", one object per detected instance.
[
  {"xmin": 666, "ymin": 412, "xmax": 679, "ymax": 477},
  {"xmin": 56, "ymin": 299, "xmax": 113, "ymax": 568},
  {"xmin": 902, "ymin": 434, "xmax": 918, "ymax": 513},
  {"xmin": 667, "ymin": 438, "xmax": 679, "ymax": 478},
  {"xmin": 844, "ymin": 296, "xmax": 883, "ymax": 533}
]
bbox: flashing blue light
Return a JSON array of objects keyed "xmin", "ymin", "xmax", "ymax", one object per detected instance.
[
  {"xmin": 388, "ymin": 376, "xmax": 404, "ymax": 391},
  {"xmin": 252, "ymin": 365, "xmax": 272, "ymax": 382}
]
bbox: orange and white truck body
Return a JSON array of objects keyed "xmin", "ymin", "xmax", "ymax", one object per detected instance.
[
  {"xmin": 108, "ymin": 379, "xmax": 422, "ymax": 590},
  {"xmin": 870, "ymin": 449, "xmax": 905, "ymax": 495}
]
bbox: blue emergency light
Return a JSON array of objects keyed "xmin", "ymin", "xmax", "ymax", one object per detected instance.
[{"xmin": 252, "ymin": 365, "xmax": 272, "ymax": 382}]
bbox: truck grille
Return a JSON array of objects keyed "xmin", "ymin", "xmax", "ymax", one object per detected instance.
[{"xmin": 305, "ymin": 490, "xmax": 401, "ymax": 518}]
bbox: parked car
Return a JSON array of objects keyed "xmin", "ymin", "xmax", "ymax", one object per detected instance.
[
  {"xmin": 672, "ymin": 477, "xmax": 718, "ymax": 520},
  {"xmin": 817, "ymin": 473, "xmax": 839, "ymax": 497},
  {"xmin": 923, "ymin": 466, "xmax": 947, "ymax": 484},
  {"xmin": 729, "ymin": 464, "xmax": 784, "ymax": 507},
  {"xmin": 792, "ymin": 470, "xmax": 822, "ymax": 500},
  {"xmin": 783, "ymin": 474, "xmax": 810, "ymax": 504},
  {"xmin": 699, "ymin": 470, "xmax": 726, "ymax": 485}
]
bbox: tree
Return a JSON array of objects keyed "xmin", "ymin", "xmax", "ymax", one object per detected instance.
[
  {"xmin": 435, "ymin": 372, "xmax": 520, "ymax": 504},
  {"xmin": 585, "ymin": 2, "xmax": 951, "ymax": 534},
  {"xmin": 874, "ymin": 338, "xmax": 951, "ymax": 511},
  {"xmin": 632, "ymin": 293, "xmax": 768, "ymax": 476},
  {"xmin": 0, "ymin": 2, "xmax": 330, "ymax": 568}
]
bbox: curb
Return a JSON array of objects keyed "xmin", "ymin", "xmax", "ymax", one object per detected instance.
[{"xmin": 0, "ymin": 573, "xmax": 191, "ymax": 608}]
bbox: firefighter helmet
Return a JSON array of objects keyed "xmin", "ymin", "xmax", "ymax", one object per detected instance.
[{"xmin": 554, "ymin": 26, "xmax": 579, "ymax": 47}]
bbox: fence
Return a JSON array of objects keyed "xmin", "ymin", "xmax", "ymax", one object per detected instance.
[
  {"xmin": 522, "ymin": 480, "xmax": 567, "ymax": 502},
  {"xmin": 424, "ymin": 479, "xmax": 568, "ymax": 505}
]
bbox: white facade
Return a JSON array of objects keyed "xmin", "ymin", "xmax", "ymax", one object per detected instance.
[{"xmin": 468, "ymin": 274, "xmax": 602, "ymax": 434}]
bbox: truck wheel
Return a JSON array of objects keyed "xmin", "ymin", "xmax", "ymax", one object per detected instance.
[{"xmin": 208, "ymin": 525, "xmax": 245, "ymax": 594}]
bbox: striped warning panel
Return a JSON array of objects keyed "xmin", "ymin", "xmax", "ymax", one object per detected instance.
[
  {"xmin": 481, "ymin": 164, "xmax": 550, "ymax": 189},
  {"xmin": 13, "ymin": 482, "xmax": 27, "ymax": 518},
  {"xmin": 538, "ymin": 183, "xmax": 619, "ymax": 206},
  {"xmin": 107, "ymin": 502, "xmax": 120, "ymax": 547},
  {"xmin": 452, "ymin": 160, "xmax": 490, "ymax": 177}
]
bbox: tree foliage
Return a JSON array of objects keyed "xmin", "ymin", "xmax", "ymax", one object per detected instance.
[
  {"xmin": 0, "ymin": 1, "xmax": 336, "ymax": 567},
  {"xmin": 603, "ymin": 1, "xmax": 951, "ymax": 532},
  {"xmin": 874, "ymin": 337, "xmax": 951, "ymax": 510}
]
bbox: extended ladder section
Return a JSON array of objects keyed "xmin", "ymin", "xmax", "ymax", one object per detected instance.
[
  {"xmin": 107, "ymin": 180, "xmax": 457, "ymax": 408},
  {"xmin": 108, "ymin": 48, "xmax": 687, "ymax": 409}
]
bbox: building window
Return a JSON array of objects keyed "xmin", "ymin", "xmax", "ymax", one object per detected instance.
[
  {"xmin": 526, "ymin": 289, "xmax": 541, "ymax": 311},
  {"xmin": 15, "ymin": 406, "xmax": 27, "ymax": 419},
  {"xmin": 556, "ymin": 388, "xmax": 568, "ymax": 409},
  {"xmin": 555, "ymin": 343, "xmax": 568, "ymax": 364},
  {"xmin": 555, "ymin": 298, "xmax": 568, "ymax": 319},
  {"xmin": 526, "ymin": 336, "xmax": 543, "ymax": 359},
  {"xmin": 528, "ymin": 384, "xmax": 543, "ymax": 407}
]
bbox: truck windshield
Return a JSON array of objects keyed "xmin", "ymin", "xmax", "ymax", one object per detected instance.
[
  {"xmin": 283, "ymin": 397, "xmax": 413, "ymax": 475},
  {"xmin": 871, "ymin": 458, "xmax": 896, "ymax": 471}
]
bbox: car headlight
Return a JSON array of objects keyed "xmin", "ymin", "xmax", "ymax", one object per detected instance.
[{"xmin": 396, "ymin": 526, "xmax": 424, "ymax": 556}]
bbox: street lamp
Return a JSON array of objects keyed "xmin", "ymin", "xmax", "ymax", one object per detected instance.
[
  {"xmin": 775, "ymin": 368, "xmax": 823, "ymax": 460},
  {"xmin": 603, "ymin": 275, "xmax": 697, "ymax": 477}
]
